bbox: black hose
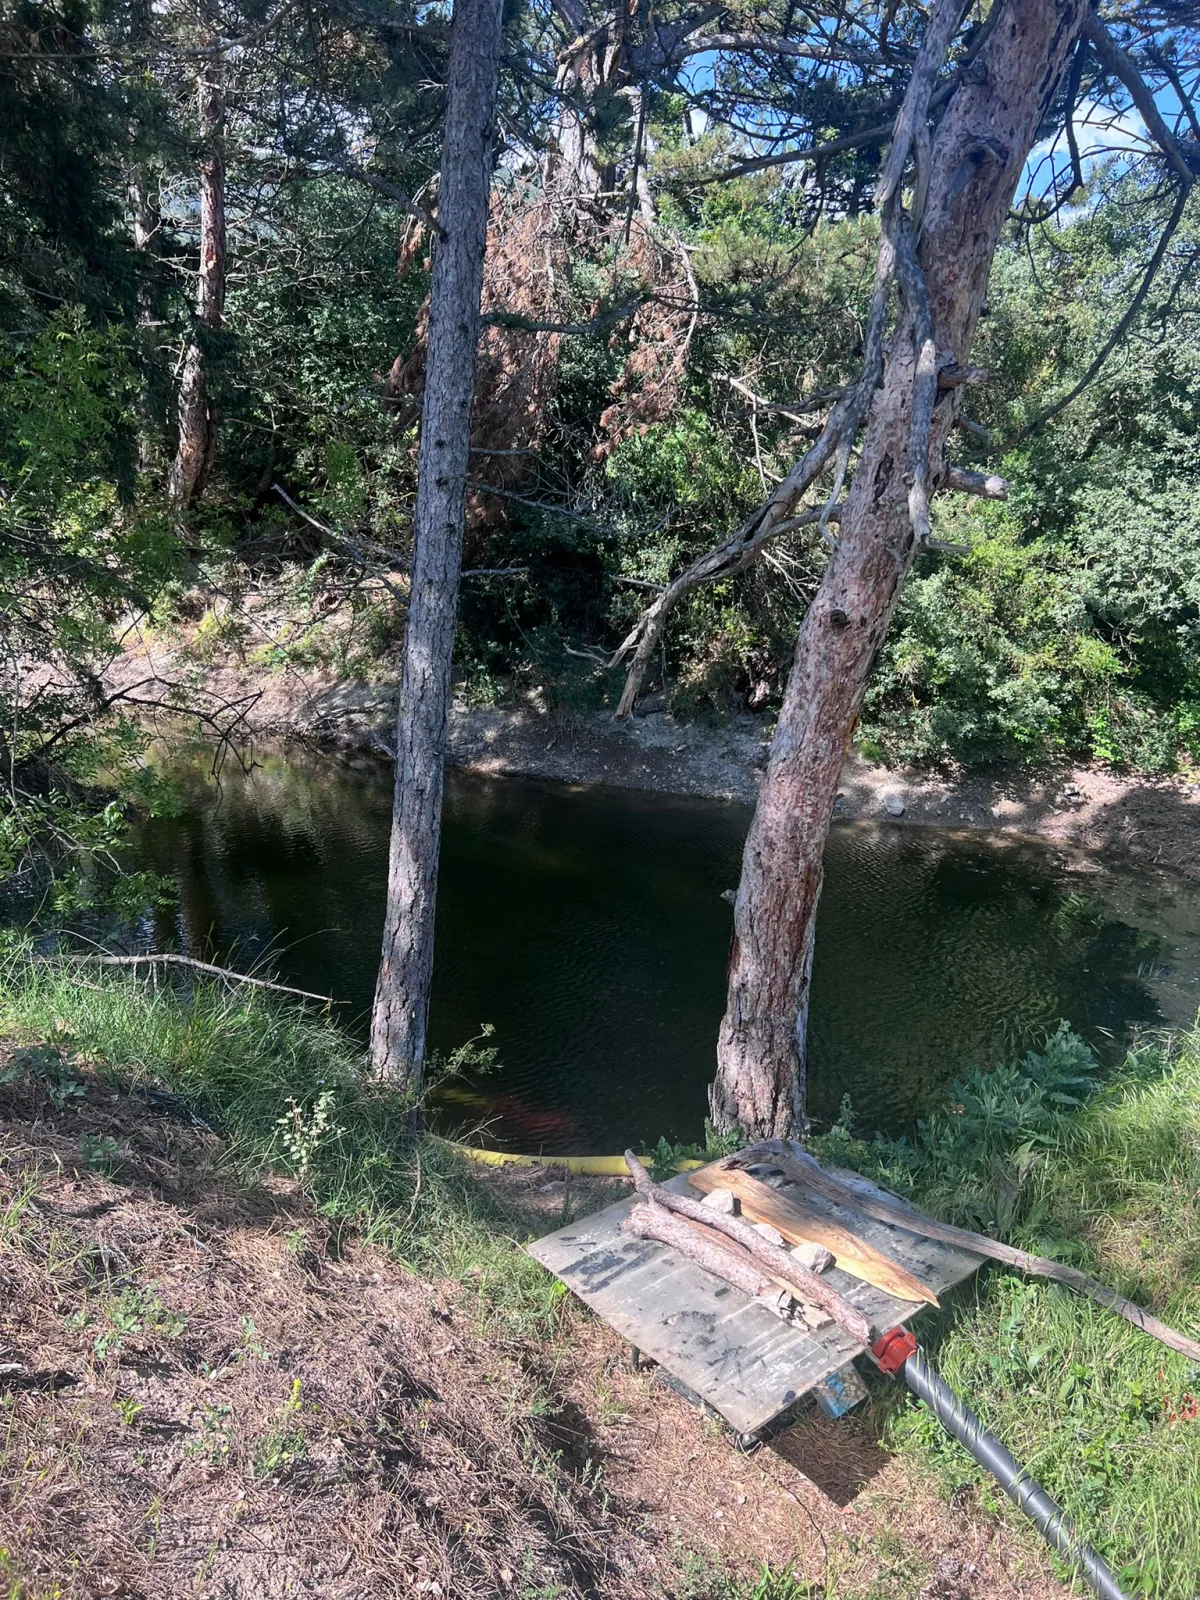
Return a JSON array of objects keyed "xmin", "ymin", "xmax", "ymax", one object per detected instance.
[{"xmin": 903, "ymin": 1350, "xmax": 1129, "ymax": 1600}]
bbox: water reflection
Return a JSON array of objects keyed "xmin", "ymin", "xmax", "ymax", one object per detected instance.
[{"xmin": 129, "ymin": 746, "xmax": 1195, "ymax": 1153}]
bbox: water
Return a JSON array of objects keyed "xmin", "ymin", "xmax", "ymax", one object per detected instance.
[{"xmin": 129, "ymin": 745, "xmax": 1200, "ymax": 1153}]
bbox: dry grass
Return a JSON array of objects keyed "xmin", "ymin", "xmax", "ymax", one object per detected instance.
[
  {"xmin": 0, "ymin": 1047, "xmax": 1078, "ymax": 1600},
  {"xmin": 0, "ymin": 1063, "xmax": 647, "ymax": 1599}
]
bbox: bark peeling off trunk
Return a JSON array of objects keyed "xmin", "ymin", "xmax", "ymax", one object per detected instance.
[
  {"xmin": 169, "ymin": 57, "xmax": 226, "ymax": 511},
  {"xmin": 712, "ymin": 0, "xmax": 1090, "ymax": 1140},
  {"xmin": 370, "ymin": 0, "xmax": 505, "ymax": 1087}
]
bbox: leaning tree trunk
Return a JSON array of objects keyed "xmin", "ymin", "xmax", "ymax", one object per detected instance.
[
  {"xmin": 370, "ymin": 0, "xmax": 504, "ymax": 1088},
  {"xmin": 711, "ymin": 0, "xmax": 1089, "ymax": 1140},
  {"xmin": 169, "ymin": 56, "xmax": 226, "ymax": 511}
]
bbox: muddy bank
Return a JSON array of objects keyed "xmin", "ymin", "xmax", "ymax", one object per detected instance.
[{"xmin": 109, "ymin": 635, "xmax": 1200, "ymax": 879}]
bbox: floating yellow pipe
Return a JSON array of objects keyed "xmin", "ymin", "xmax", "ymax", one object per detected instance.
[{"xmin": 443, "ymin": 1141, "xmax": 703, "ymax": 1176}]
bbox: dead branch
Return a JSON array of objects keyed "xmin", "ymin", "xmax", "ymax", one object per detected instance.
[
  {"xmin": 1009, "ymin": 180, "xmax": 1192, "ymax": 443},
  {"xmin": 612, "ymin": 0, "xmax": 964, "ymax": 718},
  {"xmin": 623, "ymin": 1152, "xmax": 874, "ymax": 1344},
  {"xmin": 322, "ymin": 152, "xmax": 445, "ymax": 237},
  {"xmin": 943, "ymin": 465, "xmax": 1007, "ymax": 499},
  {"xmin": 273, "ymin": 484, "xmax": 408, "ymax": 605},
  {"xmin": 58, "ymin": 952, "xmax": 336, "ymax": 1005},
  {"xmin": 1081, "ymin": 14, "xmax": 1197, "ymax": 186},
  {"xmin": 482, "ymin": 297, "xmax": 647, "ymax": 334},
  {"xmin": 730, "ymin": 1141, "xmax": 1200, "ymax": 1364}
]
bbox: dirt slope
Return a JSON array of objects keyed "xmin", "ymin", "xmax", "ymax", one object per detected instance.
[{"xmin": 1, "ymin": 1054, "xmax": 1070, "ymax": 1599}]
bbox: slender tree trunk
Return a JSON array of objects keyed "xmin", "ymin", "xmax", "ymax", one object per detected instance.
[
  {"xmin": 711, "ymin": 0, "xmax": 1089, "ymax": 1139},
  {"xmin": 169, "ymin": 57, "xmax": 226, "ymax": 511},
  {"xmin": 370, "ymin": 0, "xmax": 504, "ymax": 1087}
]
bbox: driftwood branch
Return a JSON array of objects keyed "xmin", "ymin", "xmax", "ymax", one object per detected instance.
[
  {"xmin": 63, "ymin": 953, "xmax": 336, "ymax": 1006},
  {"xmin": 623, "ymin": 1152, "xmax": 874, "ymax": 1344},
  {"xmin": 730, "ymin": 1141, "xmax": 1200, "ymax": 1364}
]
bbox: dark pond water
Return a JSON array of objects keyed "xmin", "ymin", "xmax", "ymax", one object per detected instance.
[{"xmin": 128, "ymin": 747, "xmax": 1200, "ymax": 1153}]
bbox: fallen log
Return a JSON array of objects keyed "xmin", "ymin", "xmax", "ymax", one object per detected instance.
[
  {"xmin": 624, "ymin": 1199, "xmax": 858, "ymax": 1337},
  {"xmin": 689, "ymin": 1164, "xmax": 938, "ymax": 1307},
  {"xmin": 622, "ymin": 1152, "xmax": 874, "ymax": 1347},
  {"xmin": 729, "ymin": 1140, "xmax": 1200, "ymax": 1364}
]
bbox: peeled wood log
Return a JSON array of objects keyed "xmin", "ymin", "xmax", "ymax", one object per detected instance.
[
  {"xmin": 731, "ymin": 1141, "xmax": 1200, "ymax": 1365},
  {"xmin": 625, "ymin": 1198, "xmax": 772, "ymax": 1298},
  {"xmin": 623, "ymin": 1199, "xmax": 872, "ymax": 1345},
  {"xmin": 690, "ymin": 1165, "xmax": 938, "ymax": 1307},
  {"xmin": 623, "ymin": 1152, "xmax": 874, "ymax": 1346}
]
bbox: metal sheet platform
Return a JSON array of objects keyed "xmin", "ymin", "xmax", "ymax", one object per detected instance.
[{"xmin": 527, "ymin": 1162, "xmax": 985, "ymax": 1438}]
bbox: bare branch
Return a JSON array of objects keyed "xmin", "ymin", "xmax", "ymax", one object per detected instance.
[
  {"xmin": 61, "ymin": 952, "xmax": 336, "ymax": 1005},
  {"xmin": 1009, "ymin": 180, "xmax": 1192, "ymax": 443},
  {"xmin": 482, "ymin": 297, "xmax": 647, "ymax": 334},
  {"xmin": 273, "ymin": 485, "xmax": 408, "ymax": 605},
  {"xmin": 612, "ymin": 0, "xmax": 965, "ymax": 717},
  {"xmin": 1082, "ymin": 14, "xmax": 1197, "ymax": 186},
  {"xmin": 321, "ymin": 153, "xmax": 445, "ymax": 238}
]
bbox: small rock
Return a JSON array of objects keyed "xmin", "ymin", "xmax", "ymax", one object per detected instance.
[
  {"xmin": 790, "ymin": 1241, "xmax": 835, "ymax": 1274},
  {"xmin": 752, "ymin": 1222, "xmax": 785, "ymax": 1248},
  {"xmin": 701, "ymin": 1187, "xmax": 736, "ymax": 1215},
  {"xmin": 883, "ymin": 792, "xmax": 905, "ymax": 817}
]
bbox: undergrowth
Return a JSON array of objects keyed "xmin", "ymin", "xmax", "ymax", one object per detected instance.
[
  {"xmin": 0, "ymin": 941, "xmax": 564, "ymax": 1339},
  {"xmin": 813, "ymin": 1023, "xmax": 1200, "ymax": 1598}
]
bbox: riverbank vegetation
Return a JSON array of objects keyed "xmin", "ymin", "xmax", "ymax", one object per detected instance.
[
  {"xmin": 5, "ymin": 3, "xmax": 1200, "ymax": 1593},
  {"xmin": 3, "ymin": 953, "xmax": 1198, "ymax": 1594}
]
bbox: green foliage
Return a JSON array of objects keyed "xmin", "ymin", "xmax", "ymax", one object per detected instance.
[
  {"xmin": 0, "ymin": 1043, "xmax": 86, "ymax": 1110},
  {"xmin": 814, "ymin": 1024, "xmax": 1200, "ymax": 1596}
]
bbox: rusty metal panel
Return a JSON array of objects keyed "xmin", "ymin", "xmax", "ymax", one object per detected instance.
[{"xmin": 526, "ymin": 1166, "xmax": 983, "ymax": 1438}]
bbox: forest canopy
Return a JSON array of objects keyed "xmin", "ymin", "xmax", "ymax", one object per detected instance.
[{"xmin": 2, "ymin": 0, "xmax": 1200, "ymax": 912}]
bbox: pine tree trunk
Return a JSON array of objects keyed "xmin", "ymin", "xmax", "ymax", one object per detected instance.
[
  {"xmin": 711, "ymin": 0, "xmax": 1089, "ymax": 1140},
  {"xmin": 370, "ymin": 0, "xmax": 504, "ymax": 1088},
  {"xmin": 169, "ymin": 57, "xmax": 225, "ymax": 510}
]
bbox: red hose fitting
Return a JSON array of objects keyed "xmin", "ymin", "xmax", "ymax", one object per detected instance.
[{"xmin": 871, "ymin": 1326, "xmax": 918, "ymax": 1375}]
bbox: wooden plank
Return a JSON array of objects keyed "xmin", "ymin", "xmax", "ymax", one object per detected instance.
[
  {"xmin": 688, "ymin": 1166, "xmax": 939, "ymax": 1306},
  {"xmin": 527, "ymin": 1168, "xmax": 984, "ymax": 1437}
]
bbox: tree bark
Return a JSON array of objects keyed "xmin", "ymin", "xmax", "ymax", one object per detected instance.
[
  {"xmin": 169, "ymin": 56, "xmax": 226, "ymax": 511},
  {"xmin": 711, "ymin": 0, "xmax": 1089, "ymax": 1140},
  {"xmin": 370, "ymin": 0, "xmax": 504, "ymax": 1087}
]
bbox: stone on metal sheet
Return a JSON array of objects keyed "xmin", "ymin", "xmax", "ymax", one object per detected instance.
[
  {"xmin": 701, "ymin": 1187, "xmax": 737, "ymax": 1214},
  {"xmin": 791, "ymin": 1241, "xmax": 835, "ymax": 1274}
]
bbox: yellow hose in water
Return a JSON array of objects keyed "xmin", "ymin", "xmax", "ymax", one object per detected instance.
[{"xmin": 443, "ymin": 1141, "xmax": 703, "ymax": 1176}]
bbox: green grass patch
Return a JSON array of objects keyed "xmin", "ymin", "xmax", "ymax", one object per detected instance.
[
  {"xmin": 5, "ymin": 943, "xmax": 1200, "ymax": 1592},
  {"xmin": 814, "ymin": 1025, "xmax": 1200, "ymax": 1597},
  {"xmin": 0, "ymin": 941, "xmax": 564, "ymax": 1339}
]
